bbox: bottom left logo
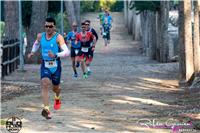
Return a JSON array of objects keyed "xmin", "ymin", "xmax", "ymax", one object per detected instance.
[{"xmin": 6, "ymin": 116, "xmax": 22, "ymax": 133}]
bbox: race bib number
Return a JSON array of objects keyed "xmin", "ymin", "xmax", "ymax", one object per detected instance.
[
  {"xmin": 81, "ymin": 47, "xmax": 89, "ymax": 52},
  {"xmin": 103, "ymin": 32, "xmax": 107, "ymax": 36},
  {"xmin": 44, "ymin": 60, "xmax": 57, "ymax": 68},
  {"xmin": 75, "ymin": 49, "xmax": 79, "ymax": 55}
]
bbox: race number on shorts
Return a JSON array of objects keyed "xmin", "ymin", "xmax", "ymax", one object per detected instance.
[
  {"xmin": 44, "ymin": 60, "xmax": 57, "ymax": 68},
  {"xmin": 81, "ymin": 47, "xmax": 89, "ymax": 52}
]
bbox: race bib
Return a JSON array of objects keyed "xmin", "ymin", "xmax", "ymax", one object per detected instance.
[
  {"xmin": 75, "ymin": 49, "xmax": 79, "ymax": 55},
  {"xmin": 44, "ymin": 60, "xmax": 57, "ymax": 68},
  {"xmin": 103, "ymin": 32, "xmax": 107, "ymax": 36},
  {"xmin": 81, "ymin": 47, "xmax": 89, "ymax": 52}
]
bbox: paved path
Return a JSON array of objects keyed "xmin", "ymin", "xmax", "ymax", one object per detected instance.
[{"xmin": 1, "ymin": 12, "xmax": 186, "ymax": 133}]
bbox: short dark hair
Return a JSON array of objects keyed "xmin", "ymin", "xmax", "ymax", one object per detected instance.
[
  {"xmin": 81, "ymin": 22, "xmax": 85, "ymax": 26},
  {"xmin": 85, "ymin": 20, "xmax": 90, "ymax": 24},
  {"xmin": 45, "ymin": 17, "xmax": 56, "ymax": 25}
]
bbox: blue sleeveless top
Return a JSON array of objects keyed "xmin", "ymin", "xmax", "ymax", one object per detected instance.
[
  {"xmin": 40, "ymin": 32, "xmax": 60, "ymax": 61},
  {"xmin": 66, "ymin": 31, "xmax": 81, "ymax": 48}
]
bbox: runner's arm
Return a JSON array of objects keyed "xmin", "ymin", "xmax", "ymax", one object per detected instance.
[
  {"xmin": 75, "ymin": 33, "xmax": 80, "ymax": 45},
  {"xmin": 28, "ymin": 33, "xmax": 42, "ymax": 59},
  {"xmin": 31, "ymin": 33, "xmax": 41, "ymax": 53},
  {"xmin": 91, "ymin": 33, "xmax": 96, "ymax": 46},
  {"xmin": 56, "ymin": 34, "xmax": 70, "ymax": 57},
  {"xmin": 92, "ymin": 28, "xmax": 98, "ymax": 41},
  {"xmin": 65, "ymin": 33, "xmax": 71, "ymax": 46}
]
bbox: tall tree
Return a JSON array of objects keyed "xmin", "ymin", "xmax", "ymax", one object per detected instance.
[
  {"xmin": 73, "ymin": 1, "xmax": 80, "ymax": 26},
  {"xmin": 156, "ymin": 11, "xmax": 161, "ymax": 61},
  {"xmin": 4, "ymin": 1, "xmax": 19, "ymax": 39},
  {"xmin": 124, "ymin": 0, "xmax": 128, "ymax": 27},
  {"xmin": 159, "ymin": 1, "xmax": 169, "ymax": 62},
  {"xmin": 193, "ymin": 0, "xmax": 200, "ymax": 75},
  {"xmin": 25, "ymin": 1, "xmax": 48, "ymax": 64},
  {"xmin": 127, "ymin": 0, "xmax": 133, "ymax": 34},
  {"xmin": 65, "ymin": 1, "xmax": 76, "ymax": 26},
  {"xmin": 179, "ymin": 0, "xmax": 194, "ymax": 86}
]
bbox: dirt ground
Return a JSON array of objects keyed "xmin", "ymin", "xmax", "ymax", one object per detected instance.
[{"xmin": 1, "ymin": 12, "xmax": 200, "ymax": 133}]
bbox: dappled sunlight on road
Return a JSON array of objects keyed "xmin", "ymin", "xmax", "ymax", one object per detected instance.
[
  {"xmin": 17, "ymin": 107, "xmax": 38, "ymax": 112},
  {"xmin": 122, "ymin": 96, "xmax": 170, "ymax": 106},
  {"xmin": 110, "ymin": 99, "xmax": 137, "ymax": 105},
  {"xmin": 141, "ymin": 77, "xmax": 179, "ymax": 90}
]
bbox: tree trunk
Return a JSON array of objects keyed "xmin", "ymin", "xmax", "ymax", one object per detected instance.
[
  {"xmin": 134, "ymin": 14, "xmax": 141, "ymax": 41},
  {"xmin": 146, "ymin": 11, "xmax": 150, "ymax": 56},
  {"xmin": 124, "ymin": 1, "xmax": 128, "ymax": 27},
  {"xmin": 160, "ymin": 1, "xmax": 169, "ymax": 63},
  {"xmin": 132, "ymin": 9, "xmax": 136, "ymax": 40},
  {"xmin": 156, "ymin": 11, "xmax": 161, "ymax": 61},
  {"xmin": 127, "ymin": 0, "xmax": 133, "ymax": 34},
  {"xmin": 73, "ymin": 1, "xmax": 80, "ymax": 26},
  {"xmin": 25, "ymin": 1, "xmax": 48, "ymax": 64},
  {"xmin": 179, "ymin": 1, "xmax": 194, "ymax": 86},
  {"xmin": 140, "ymin": 12, "xmax": 146, "ymax": 55},
  {"xmin": 65, "ymin": 1, "xmax": 76, "ymax": 26},
  {"xmin": 4, "ymin": 1, "xmax": 19, "ymax": 39},
  {"xmin": 149, "ymin": 12, "xmax": 156, "ymax": 59},
  {"xmin": 193, "ymin": 1, "xmax": 200, "ymax": 75}
]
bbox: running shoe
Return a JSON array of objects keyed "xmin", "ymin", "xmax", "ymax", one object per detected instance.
[
  {"xmin": 73, "ymin": 73, "xmax": 78, "ymax": 78},
  {"xmin": 41, "ymin": 109, "xmax": 51, "ymax": 119},
  {"xmin": 76, "ymin": 62, "xmax": 80, "ymax": 68},
  {"xmin": 54, "ymin": 97, "xmax": 61, "ymax": 110},
  {"xmin": 83, "ymin": 73, "xmax": 88, "ymax": 79},
  {"xmin": 87, "ymin": 70, "xmax": 91, "ymax": 76}
]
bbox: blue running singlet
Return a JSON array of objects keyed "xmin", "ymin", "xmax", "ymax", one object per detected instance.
[{"xmin": 40, "ymin": 32, "xmax": 61, "ymax": 85}]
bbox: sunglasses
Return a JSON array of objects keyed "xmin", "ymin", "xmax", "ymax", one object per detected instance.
[{"xmin": 45, "ymin": 25, "xmax": 54, "ymax": 28}]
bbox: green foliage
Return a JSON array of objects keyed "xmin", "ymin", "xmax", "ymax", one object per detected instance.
[
  {"xmin": 80, "ymin": 0, "xmax": 123, "ymax": 12},
  {"xmin": 129, "ymin": 1, "xmax": 160, "ymax": 13},
  {"xmin": 48, "ymin": 12, "xmax": 70, "ymax": 33},
  {"xmin": 80, "ymin": 1, "xmax": 98, "ymax": 12},
  {"xmin": 48, "ymin": 1, "xmax": 62, "ymax": 14},
  {"xmin": 110, "ymin": 1, "xmax": 124, "ymax": 12},
  {"xmin": 0, "ymin": 119, "xmax": 6, "ymax": 125},
  {"xmin": 0, "ymin": 21, "xmax": 5, "ymax": 38},
  {"xmin": 99, "ymin": 0, "xmax": 116, "ymax": 11},
  {"xmin": 22, "ymin": 1, "xmax": 63, "ymax": 28}
]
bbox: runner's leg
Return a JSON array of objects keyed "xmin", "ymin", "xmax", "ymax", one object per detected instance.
[
  {"xmin": 86, "ymin": 48, "xmax": 93, "ymax": 75},
  {"xmin": 71, "ymin": 57, "xmax": 78, "ymax": 77},
  {"xmin": 71, "ymin": 48, "xmax": 78, "ymax": 76},
  {"xmin": 41, "ymin": 77, "xmax": 52, "ymax": 119},
  {"xmin": 41, "ymin": 78, "xmax": 51, "ymax": 107},
  {"xmin": 52, "ymin": 85, "xmax": 60, "ymax": 97},
  {"xmin": 51, "ymin": 62, "xmax": 62, "ymax": 110}
]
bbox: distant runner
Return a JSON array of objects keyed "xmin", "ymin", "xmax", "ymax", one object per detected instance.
[
  {"xmin": 75, "ymin": 22, "xmax": 96, "ymax": 79},
  {"xmin": 85, "ymin": 20, "xmax": 98, "ymax": 75},
  {"xmin": 97, "ymin": 7, "xmax": 105, "ymax": 35},
  {"xmin": 65, "ymin": 22, "xmax": 81, "ymax": 78},
  {"xmin": 102, "ymin": 18, "xmax": 112, "ymax": 46},
  {"xmin": 102, "ymin": 9, "xmax": 113, "ymax": 46}
]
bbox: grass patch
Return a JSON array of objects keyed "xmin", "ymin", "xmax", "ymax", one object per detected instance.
[{"xmin": 0, "ymin": 119, "xmax": 7, "ymax": 125}]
